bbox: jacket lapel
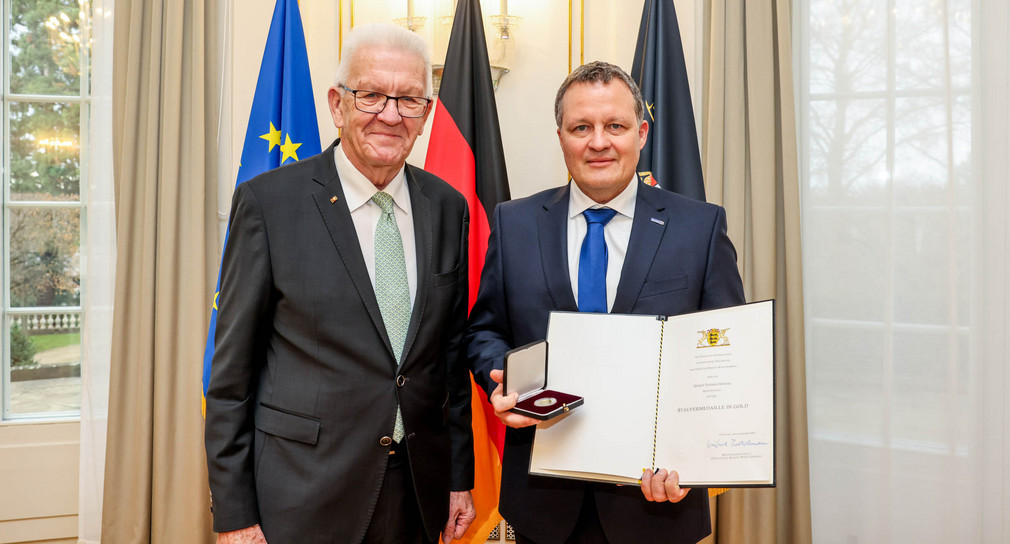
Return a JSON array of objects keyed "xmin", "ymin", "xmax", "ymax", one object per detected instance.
[
  {"xmin": 310, "ymin": 140, "xmax": 394, "ymax": 357},
  {"xmin": 612, "ymin": 183, "xmax": 668, "ymax": 314},
  {"xmin": 399, "ymin": 165, "xmax": 430, "ymax": 368},
  {"xmin": 539, "ymin": 184, "xmax": 578, "ymax": 312}
]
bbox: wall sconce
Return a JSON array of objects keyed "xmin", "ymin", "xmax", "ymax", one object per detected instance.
[
  {"xmin": 394, "ymin": 0, "xmax": 427, "ymax": 32},
  {"xmin": 487, "ymin": 0, "xmax": 521, "ymax": 64},
  {"xmin": 396, "ymin": 0, "xmax": 519, "ymax": 95},
  {"xmin": 430, "ymin": 63, "xmax": 509, "ymax": 95},
  {"xmin": 489, "ymin": 13, "xmax": 521, "ymax": 41}
]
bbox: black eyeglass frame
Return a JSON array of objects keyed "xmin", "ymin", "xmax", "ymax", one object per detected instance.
[{"xmin": 338, "ymin": 83, "xmax": 432, "ymax": 118}]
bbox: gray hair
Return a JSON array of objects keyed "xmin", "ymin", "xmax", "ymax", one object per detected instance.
[
  {"xmin": 554, "ymin": 61, "xmax": 645, "ymax": 127},
  {"xmin": 334, "ymin": 23, "xmax": 433, "ymax": 97}
]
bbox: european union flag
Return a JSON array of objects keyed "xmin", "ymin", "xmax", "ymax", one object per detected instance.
[
  {"xmin": 631, "ymin": 0, "xmax": 705, "ymax": 201},
  {"xmin": 202, "ymin": 0, "xmax": 321, "ymax": 401}
]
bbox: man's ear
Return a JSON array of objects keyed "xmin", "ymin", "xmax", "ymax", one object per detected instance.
[
  {"xmin": 328, "ymin": 86, "xmax": 344, "ymax": 129},
  {"xmin": 638, "ymin": 119, "xmax": 649, "ymax": 150}
]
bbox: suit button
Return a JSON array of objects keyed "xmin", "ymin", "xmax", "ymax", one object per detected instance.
[
  {"xmin": 379, "ymin": 436, "xmax": 393, "ymax": 447},
  {"xmin": 396, "ymin": 375, "xmax": 406, "ymax": 387}
]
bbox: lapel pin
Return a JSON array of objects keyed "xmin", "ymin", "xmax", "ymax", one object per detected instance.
[
  {"xmin": 330, "ymin": 195, "xmax": 339, "ymax": 203},
  {"xmin": 651, "ymin": 217, "xmax": 665, "ymax": 226}
]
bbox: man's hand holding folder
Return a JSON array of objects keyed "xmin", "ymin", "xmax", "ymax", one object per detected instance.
[
  {"xmin": 641, "ymin": 468, "xmax": 691, "ymax": 503},
  {"xmin": 489, "ymin": 369, "xmax": 692, "ymax": 503}
]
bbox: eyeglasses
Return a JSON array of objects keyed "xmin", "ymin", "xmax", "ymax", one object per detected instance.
[{"xmin": 338, "ymin": 84, "xmax": 431, "ymax": 118}]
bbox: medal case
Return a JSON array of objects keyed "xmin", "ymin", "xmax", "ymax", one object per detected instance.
[{"xmin": 503, "ymin": 340, "xmax": 584, "ymax": 420}]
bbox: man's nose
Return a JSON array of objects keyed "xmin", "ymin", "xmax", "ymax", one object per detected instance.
[
  {"xmin": 587, "ymin": 129, "xmax": 609, "ymax": 150},
  {"xmin": 376, "ymin": 98, "xmax": 403, "ymax": 123}
]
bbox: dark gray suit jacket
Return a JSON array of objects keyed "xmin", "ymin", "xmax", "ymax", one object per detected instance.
[
  {"xmin": 205, "ymin": 140, "xmax": 474, "ymax": 543},
  {"xmin": 466, "ymin": 182, "xmax": 745, "ymax": 544}
]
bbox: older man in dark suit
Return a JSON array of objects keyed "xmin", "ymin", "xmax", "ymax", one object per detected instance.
[
  {"xmin": 205, "ymin": 23, "xmax": 475, "ymax": 544},
  {"xmin": 466, "ymin": 61, "xmax": 746, "ymax": 543}
]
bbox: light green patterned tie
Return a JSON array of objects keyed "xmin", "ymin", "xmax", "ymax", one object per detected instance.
[{"xmin": 372, "ymin": 192, "xmax": 409, "ymax": 442}]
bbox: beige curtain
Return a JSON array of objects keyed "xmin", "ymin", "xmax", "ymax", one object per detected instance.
[
  {"xmin": 103, "ymin": 0, "xmax": 219, "ymax": 542},
  {"xmin": 699, "ymin": 1, "xmax": 812, "ymax": 543}
]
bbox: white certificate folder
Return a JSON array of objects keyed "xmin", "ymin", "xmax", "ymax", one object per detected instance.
[{"xmin": 529, "ymin": 300, "xmax": 775, "ymax": 488}]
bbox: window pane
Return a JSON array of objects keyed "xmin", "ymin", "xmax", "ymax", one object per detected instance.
[
  {"xmin": 952, "ymin": 94, "xmax": 972, "ymax": 206},
  {"xmin": 804, "ymin": 208, "xmax": 888, "ymax": 322},
  {"xmin": 894, "ymin": 1, "xmax": 949, "ymax": 91},
  {"xmin": 892, "ymin": 209, "xmax": 971, "ymax": 326},
  {"xmin": 807, "ymin": 98, "xmax": 888, "ymax": 205},
  {"xmin": 9, "ymin": 207, "xmax": 81, "ymax": 307},
  {"xmin": 9, "ymin": 0, "xmax": 85, "ymax": 96},
  {"xmin": 9, "ymin": 101, "xmax": 81, "ymax": 201},
  {"xmin": 7, "ymin": 316, "xmax": 81, "ymax": 416},
  {"xmin": 894, "ymin": 96, "xmax": 954, "ymax": 205},
  {"xmin": 892, "ymin": 327, "xmax": 955, "ymax": 430},
  {"xmin": 807, "ymin": 321, "xmax": 887, "ymax": 436},
  {"xmin": 809, "ymin": 0, "xmax": 888, "ymax": 94},
  {"xmin": 948, "ymin": 0, "xmax": 972, "ymax": 90}
]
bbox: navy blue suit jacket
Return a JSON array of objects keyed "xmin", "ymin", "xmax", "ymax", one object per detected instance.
[{"xmin": 466, "ymin": 182, "xmax": 745, "ymax": 544}]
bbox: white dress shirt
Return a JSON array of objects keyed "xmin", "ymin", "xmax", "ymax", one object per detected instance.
[
  {"xmin": 566, "ymin": 177, "xmax": 638, "ymax": 312},
  {"xmin": 334, "ymin": 143, "xmax": 417, "ymax": 307}
]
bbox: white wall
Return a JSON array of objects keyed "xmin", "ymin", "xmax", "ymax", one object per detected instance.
[
  {"xmin": 224, "ymin": 0, "xmax": 701, "ymax": 213},
  {"xmin": 0, "ymin": 422, "xmax": 79, "ymax": 543}
]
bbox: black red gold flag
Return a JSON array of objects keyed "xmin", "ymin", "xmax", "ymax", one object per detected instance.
[{"xmin": 424, "ymin": 0, "xmax": 511, "ymax": 539}]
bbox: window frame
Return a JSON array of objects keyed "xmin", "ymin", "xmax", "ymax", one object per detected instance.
[
  {"xmin": 798, "ymin": 0, "xmax": 973, "ymax": 451},
  {"xmin": 1, "ymin": 0, "xmax": 91, "ymax": 421}
]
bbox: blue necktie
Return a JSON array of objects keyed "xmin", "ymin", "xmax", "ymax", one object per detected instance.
[{"xmin": 578, "ymin": 208, "xmax": 618, "ymax": 313}]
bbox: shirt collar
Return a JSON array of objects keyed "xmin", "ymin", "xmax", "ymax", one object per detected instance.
[
  {"xmin": 334, "ymin": 142, "xmax": 411, "ymax": 214},
  {"xmin": 568, "ymin": 175, "xmax": 638, "ymax": 219}
]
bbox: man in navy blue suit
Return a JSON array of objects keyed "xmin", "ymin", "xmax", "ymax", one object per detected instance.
[{"xmin": 466, "ymin": 61, "xmax": 746, "ymax": 544}]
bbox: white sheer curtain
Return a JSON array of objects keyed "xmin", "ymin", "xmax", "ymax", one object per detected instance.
[
  {"xmin": 79, "ymin": 0, "xmax": 115, "ymax": 542},
  {"xmin": 798, "ymin": 0, "xmax": 1010, "ymax": 542}
]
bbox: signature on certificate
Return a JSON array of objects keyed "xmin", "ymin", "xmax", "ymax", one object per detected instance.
[{"xmin": 706, "ymin": 438, "xmax": 769, "ymax": 449}]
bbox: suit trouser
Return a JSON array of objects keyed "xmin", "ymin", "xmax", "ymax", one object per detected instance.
[
  {"xmin": 514, "ymin": 489, "xmax": 609, "ymax": 544},
  {"xmin": 362, "ymin": 441, "xmax": 433, "ymax": 544}
]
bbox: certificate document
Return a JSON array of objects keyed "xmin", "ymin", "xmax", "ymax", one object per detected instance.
[{"xmin": 529, "ymin": 300, "xmax": 775, "ymax": 487}]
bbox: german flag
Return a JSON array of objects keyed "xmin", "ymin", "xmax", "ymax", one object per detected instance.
[{"xmin": 424, "ymin": 0, "xmax": 510, "ymax": 541}]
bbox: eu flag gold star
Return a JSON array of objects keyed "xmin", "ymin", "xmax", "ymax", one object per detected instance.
[
  {"xmin": 260, "ymin": 122, "xmax": 282, "ymax": 151},
  {"xmin": 280, "ymin": 134, "xmax": 302, "ymax": 164}
]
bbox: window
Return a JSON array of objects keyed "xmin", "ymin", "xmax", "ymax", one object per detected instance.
[
  {"xmin": 798, "ymin": 0, "xmax": 978, "ymax": 542},
  {"xmin": 2, "ymin": 0, "xmax": 90, "ymax": 419}
]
